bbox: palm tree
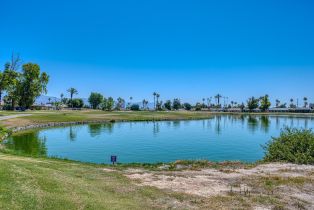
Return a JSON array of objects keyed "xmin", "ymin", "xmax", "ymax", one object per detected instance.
[
  {"xmin": 48, "ymin": 97, "xmax": 51, "ymax": 104},
  {"xmin": 231, "ymin": 101, "xmax": 234, "ymax": 107},
  {"xmin": 153, "ymin": 92, "xmax": 157, "ymax": 110},
  {"xmin": 142, "ymin": 99, "xmax": 146, "ymax": 110},
  {"xmin": 60, "ymin": 93, "xmax": 64, "ymax": 104},
  {"xmin": 290, "ymin": 98, "xmax": 294, "ymax": 108},
  {"xmin": 156, "ymin": 93, "xmax": 160, "ymax": 110},
  {"xmin": 275, "ymin": 99, "xmax": 280, "ymax": 108},
  {"xmin": 67, "ymin": 87, "xmax": 78, "ymax": 108},
  {"xmin": 215, "ymin": 94, "xmax": 222, "ymax": 105},
  {"xmin": 303, "ymin": 97, "xmax": 308, "ymax": 108}
]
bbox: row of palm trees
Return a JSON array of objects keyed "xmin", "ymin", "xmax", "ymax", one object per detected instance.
[{"xmin": 55, "ymin": 89, "xmax": 311, "ymax": 110}]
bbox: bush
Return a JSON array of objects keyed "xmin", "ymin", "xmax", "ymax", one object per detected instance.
[
  {"xmin": 263, "ymin": 128, "xmax": 314, "ymax": 164},
  {"xmin": 130, "ymin": 104, "xmax": 140, "ymax": 111},
  {"xmin": 69, "ymin": 98, "xmax": 84, "ymax": 108},
  {"xmin": 183, "ymin": 103, "xmax": 192, "ymax": 111},
  {"xmin": 195, "ymin": 103, "xmax": 202, "ymax": 111}
]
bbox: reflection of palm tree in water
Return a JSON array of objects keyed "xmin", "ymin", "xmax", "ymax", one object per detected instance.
[
  {"xmin": 69, "ymin": 126, "xmax": 77, "ymax": 141},
  {"xmin": 275, "ymin": 116, "xmax": 280, "ymax": 130},
  {"xmin": 215, "ymin": 115, "xmax": 222, "ymax": 135},
  {"xmin": 153, "ymin": 122, "xmax": 160, "ymax": 136}
]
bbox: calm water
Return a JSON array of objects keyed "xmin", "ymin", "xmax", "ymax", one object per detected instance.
[{"xmin": 4, "ymin": 115, "xmax": 314, "ymax": 164}]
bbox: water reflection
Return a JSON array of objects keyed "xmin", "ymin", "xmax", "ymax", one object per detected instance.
[
  {"xmin": 260, "ymin": 116, "xmax": 270, "ymax": 133},
  {"xmin": 153, "ymin": 122, "xmax": 160, "ymax": 136},
  {"xmin": 215, "ymin": 115, "xmax": 222, "ymax": 135},
  {"xmin": 88, "ymin": 124, "xmax": 103, "ymax": 137},
  {"xmin": 88, "ymin": 123, "xmax": 114, "ymax": 137},
  {"xmin": 69, "ymin": 126, "xmax": 77, "ymax": 141},
  {"xmin": 103, "ymin": 123, "xmax": 114, "ymax": 134},
  {"xmin": 247, "ymin": 116, "xmax": 259, "ymax": 133},
  {"xmin": 5, "ymin": 131, "xmax": 47, "ymax": 156}
]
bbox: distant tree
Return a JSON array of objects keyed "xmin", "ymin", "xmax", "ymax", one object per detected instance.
[
  {"xmin": 259, "ymin": 95, "xmax": 271, "ymax": 112},
  {"xmin": 290, "ymin": 98, "xmax": 295, "ymax": 108},
  {"xmin": 48, "ymin": 98, "xmax": 51, "ymax": 104},
  {"xmin": 207, "ymin": 97, "xmax": 211, "ymax": 108},
  {"xmin": 202, "ymin": 98, "xmax": 206, "ymax": 108},
  {"xmin": 156, "ymin": 100, "xmax": 163, "ymax": 111},
  {"xmin": 278, "ymin": 103, "xmax": 287, "ymax": 108},
  {"xmin": 164, "ymin": 100, "xmax": 172, "ymax": 110},
  {"xmin": 195, "ymin": 102, "xmax": 202, "ymax": 111},
  {"xmin": 128, "ymin": 96, "xmax": 133, "ymax": 109},
  {"xmin": 275, "ymin": 99, "xmax": 280, "ymax": 108},
  {"xmin": 130, "ymin": 104, "xmax": 140, "ymax": 111},
  {"xmin": 240, "ymin": 103, "xmax": 245, "ymax": 112},
  {"xmin": 141, "ymin": 99, "xmax": 148, "ymax": 110},
  {"xmin": 142, "ymin": 99, "xmax": 146, "ymax": 110},
  {"xmin": 303, "ymin": 97, "xmax": 308, "ymax": 108},
  {"xmin": 172, "ymin": 98, "xmax": 181, "ymax": 110},
  {"xmin": 88, "ymin": 92, "xmax": 104, "ymax": 109},
  {"xmin": 183, "ymin": 103, "xmax": 192, "ymax": 110},
  {"xmin": 60, "ymin": 93, "xmax": 64, "ymax": 104},
  {"xmin": 67, "ymin": 87, "xmax": 78, "ymax": 108},
  {"xmin": 153, "ymin": 92, "xmax": 157, "ymax": 110},
  {"xmin": 69, "ymin": 98, "xmax": 84, "ymax": 108},
  {"xmin": 156, "ymin": 93, "xmax": 160, "ymax": 110},
  {"xmin": 215, "ymin": 94, "xmax": 222, "ymax": 105},
  {"xmin": 247, "ymin": 97, "xmax": 259, "ymax": 112},
  {"xmin": 115, "ymin": 97, "xmax": 125, "ymax": 110},
  {"xmin": 102, "ymin": 97, "xmax": 114, "ymax": 111}
]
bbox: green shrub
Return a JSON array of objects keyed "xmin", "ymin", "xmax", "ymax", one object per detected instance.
[{"xmin": 263, "ymin": 128, "xmax": 314, "ymax": 164}]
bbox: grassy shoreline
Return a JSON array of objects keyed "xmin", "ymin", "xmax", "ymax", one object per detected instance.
[
  {"xmin": 1, "ymin": 110, "xmax": 314, "ymax": 129},
  {"xmin": 1, "ymin": 152, "xmax": 313, "ymax": 209}
]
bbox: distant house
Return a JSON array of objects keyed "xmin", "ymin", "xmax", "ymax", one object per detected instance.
[
  {"xmin": 269, "ymin": 108, "xmax": 290, "ymax": 112},
  {"xmin": 227, "ymin": 108, "xmax": 242, "ymax": 112}
]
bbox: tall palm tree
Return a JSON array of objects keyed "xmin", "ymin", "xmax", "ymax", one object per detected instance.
[
  {"xmin": 67, "ymin": 88, "xmax": 78, "ymax": 108},
  {"xmin": 153, "ymin": 92, "xmax": 157, "ymax": 110},
  {"xmin": 275, "ymin": 99, "xmax": 280, "ymax": 108},
  {"xmin": 156, "ymin": 93, "xmax": 160, "ymax": 110},
  {"xmin": 60, "ymin": 93, "xmax": 64, "ymax": 104},
  {"xmin": 290, "ymin": 98, "xmax": 294, "ymax": 108},
  {"xmin": 142, "ymin": 99, "xmax": 146, "ymax": 110},
  {"xmin": 303, "ymin": 97, "xmax": 308, "ymax": 108},
  {"xmin": 215, "ymin": 94, "xmax": 222, "ymax": 105}
]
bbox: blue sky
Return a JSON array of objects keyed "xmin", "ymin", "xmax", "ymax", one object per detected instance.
[{"xmin": 1, "ymin": 0, "xmax": 314, "ymax": 104}]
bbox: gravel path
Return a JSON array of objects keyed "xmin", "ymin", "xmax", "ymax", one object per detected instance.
[{"xmin": 0, "ymin": 114, "xmax": 32, "ymax": 121}]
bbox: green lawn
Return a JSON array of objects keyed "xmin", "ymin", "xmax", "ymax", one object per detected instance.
[{"xmin": 0, "ymin": 153, "xmax": 194, "ymax": 210}]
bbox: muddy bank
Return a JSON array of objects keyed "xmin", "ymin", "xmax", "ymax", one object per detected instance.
[{"xmin": 125, "ymin": 163, "xmax": 314, "ymax": 209}]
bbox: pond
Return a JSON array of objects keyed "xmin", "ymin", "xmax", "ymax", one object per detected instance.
[{"xmin": 4, "ymin": 115, "xmax": 314, "ymax": 164}]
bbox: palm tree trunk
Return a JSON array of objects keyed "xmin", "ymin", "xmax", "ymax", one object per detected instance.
[{"xmin": 154, "ymin": 97, "xmax": 156, "ymax": 110}]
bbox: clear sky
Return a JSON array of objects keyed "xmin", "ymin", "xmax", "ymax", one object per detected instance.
[{"xmin": 1, "ymin": 0, "xmax": 314, "ymax": 104}]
